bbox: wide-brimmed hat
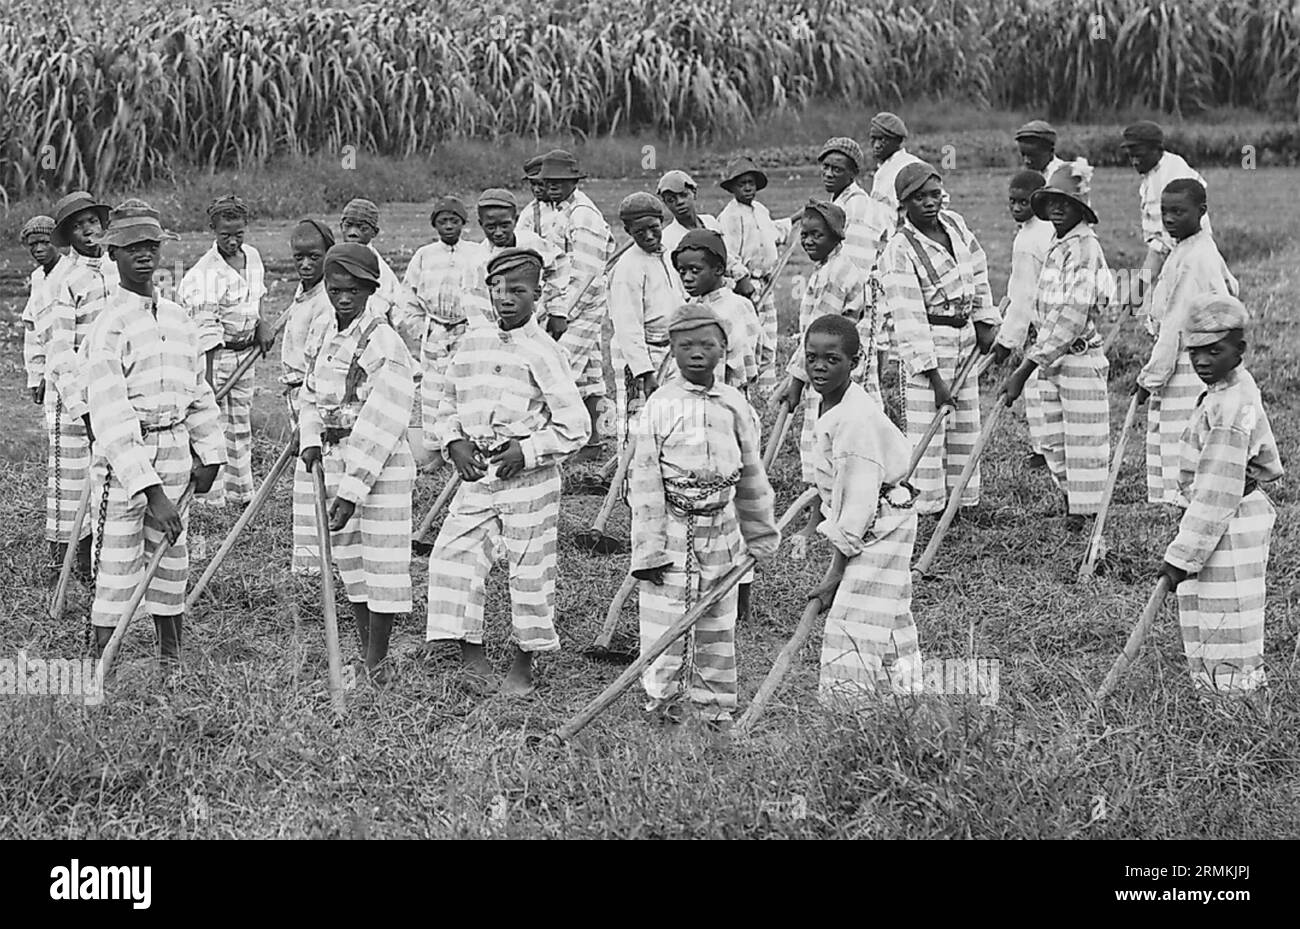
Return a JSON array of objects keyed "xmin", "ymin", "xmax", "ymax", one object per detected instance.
[
  {"xmin": 719, "ymin": 156, "xmax": 768, "ymax": 192},
  {"xmin": 323, "ymin": 243, "xmax": 382, "ymax": 286},
  {"xmin": 802, "ymin": 199, "xmax": 846, "ymax": 239},
  {"xmin": 97, "ymin": 199, "xmax": 180, "ymax": 248},
  {"xmin": 1031, "ymin": 162, "xmax": 1099, "ymax": 225},
  {"xmin": 1121, "ymin": 120, "xmax": 1165, "ymax": 149},
  {"xmin": 538, "ymin": 149, "xmax": 587, "ymax": 181},
  {"xmin": 1183, "ymin": 294, "xmax": 1249, "ymax": 347},
  {"xmin": 818, "ymin": 136, "xmax": 864, "ymax": 174},
  {"xmin": 52, "ymin": 191, "xmax": 110, "ymax": 246},
  {"xmin": 895, "ymin": 161, "xmax": 942, "ymax": 202}
]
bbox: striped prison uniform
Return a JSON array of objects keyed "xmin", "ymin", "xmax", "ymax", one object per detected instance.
[
  {"xmin": 1164, "ymin": 367, "xmax": 1282, "ymax": 696},
  {"xmin": 179, "ymin": 243, "xmax": 266, "ymax": 508},
  {"xmin": 811, "ymin": 381, "xmax": 921, "ymax": 706},
  {"xmin": 460, "ymin": 230, "xmax": 552, "ymax": 331},
  {"xmin": 366, "ymin": 243, "xmax": 427, "ymax": 364},
  {"xmin": 660, "ymin": 287, "xmax": 763, "ymax": 404},
  {"xmin": 1138, "ymin": 229, "xmax": 1238, "ymax": 504},
  {"xmin": 22, "ymin": 257, "xmax": 66, "ymax": 395},
  {"xmin": 661, "ymin": 214, "xmax": 750, "ymax": 286},
  {"xmin": 85, "ymin": 291, "xmax": 225, "ymax": 627},
  {"xmin": 629, "ymin": 378, "xmax": 779, "ymax": 720},
  {"xmin": 547, "ymin": 190, "xmax": 614, "ymax": 401},
  {"xmin": 281, "ymin": 280, "xmax": 334, "ymax": 575},
  {"xmin": 880, "ymin": 211, "xmax": 999, "ymax": 514},
  {"xmin": 607, "ymin": 243, "xmax": 684, "ymax": 449},
  {"xmin": 830, "ymin": 181, "xmax": 877, "ymax": 273},
  {"xmin": 1029, "ymin": 223, "xmax": 1112, "ymax": 514},
  {"xmin": 516, "ymin": 200, "xmax": 564, "ymax": 316},
  {"xmin": 1138, "ymin": 152, "xmax": 1212, "ymax": 260},
  {"xmin": 718, "ymin": 198, "xmax": 793, "ymax": 397},
  {"xmin": 424, "ymin": 317, "xmax": 589, "ymax": 652},
  {"xmin": 299, "ymin": 302, "xmax": 416, "ymax": 614},
  {"xmin": 787, "ymin": 242, "xmax": 882, "ymax": 483},
  {"xmin": 43, "ymin": 251, "xmax": 120, "ymax": 543},
  {"xmin": 402, "ymin": 237, "xmax": 486, "ymax": 382},
  {"xmin": 867, "ymin": 148, "xmax": 924, "ymax": 248},
  {"xmin": 996, "ymin": 215, "xmax": 1057, "ymax": 456}
]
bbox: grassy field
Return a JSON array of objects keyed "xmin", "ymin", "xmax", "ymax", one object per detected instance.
[{"xmin": 1, "ymin": 161, "xmax": 1297, "ymax": 838}]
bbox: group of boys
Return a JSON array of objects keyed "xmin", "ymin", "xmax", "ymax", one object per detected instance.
[{"xmin": 16, "ymin": 113, "xmax": 1281, "ymax": 720}]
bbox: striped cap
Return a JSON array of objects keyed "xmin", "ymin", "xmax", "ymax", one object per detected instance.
[
  {"xmin": 98, "ymin": 199, "xmax": 179, "ymax": 247},
  {"xmin": 1183, "ymin": 294, "xmax": 1249, "ymax": 347},
  {"xmin": 20, "ymin": 215, "xmax": 55, "ymax": 243},
  {"xmin": 818, "ymin": 136, "xmax": 865, "ymax": 173},
  {"xmin": 340, "ymin": 198, "xmax": 381, "ymax": 231}
]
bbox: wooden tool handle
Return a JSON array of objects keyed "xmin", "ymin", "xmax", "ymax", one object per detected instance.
[
  {"xmin": 310, "ymin": 461, "xmax": 347, "ymax": 716},
  {"xmin": 1078, "ymin": 394, "xmax": 1140, "ymax": 580},
  {"xmin": 48, "ymin": 480, "xmax": 94, "ymax": 620},
  {"xmin": 1094, "ymin": 576, "xmax": 1171, "ymax": 702}
]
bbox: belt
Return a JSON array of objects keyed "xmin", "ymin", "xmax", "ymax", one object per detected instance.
[
  {"xmin": 322, "ymin": 426, "xmax": 351, "ymax": 446},
  {"xmin": 645, "ymin": 336, "xmax": 671, "ymax": 348},
  {"xmin": 140, "ymin": 421, "xmax": 181, "ymax": 437},
  {"xmin": 224, "ymin": 335, "xmax": 257, "ymax": 352},
  {"xmin": 281, "ymin": 378, "xmax": 304, "ymax": 390},
  {"xmin": 926, "ymin": 313, "xmax": 970, "ymax": 328}
]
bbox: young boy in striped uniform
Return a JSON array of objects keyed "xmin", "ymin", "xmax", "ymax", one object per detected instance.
[
  {"xmin": 717, "ymin": 156, "xmax": 793, "ymax": 397},
  {"xmin": 777, "ymin": 200, "xmax": 881, "ymax": 486},
  {"xmin": 539, "ymin": 149, "xmax": 614, "ymax": 462},
  {"xmin": 425, "ymin": 248, "xmax": 589, "ymax": 696},
  {"xmin": 667, "ymin": 230, "xmax": 762, "ymax": 401},
  {"xmin": 865, "ymin": 112, "xmax": 923, "ymax": 248},
  {"xmin": 338, "ymin": 198, "xmax": 426, "ymax": 357},
  {"xmin": 403, "ymin": 196, "xmax": 485, "ymax": 376},
  {"xmin": 630, "ymin": 303, "xmax": 779, "ymax": 727},
  {"xmin": 992, "ymin": 170, "xmax": 1057, "ymax": 468},
  {"xmin": 607, "ymin": 192, "xmax": 685, "ymax": 449},
  {"xmin": 801, "ymin": 315, "xmax": 921, "ymax": 705},
  {"xmin": 1002, "ymin": 162, "xmax": 1112, "ymax": 530},
  {"xmin": 300, "ymin": 244, "xmax": 416, "ymax": 683},
  {"xmin": 180, "ymin": 195, "xmax": 272, "ymax": 509},
  {"xmin": 516, "ymin": 155, "xmax": 559, "ymax": 248},
  {"xmin": 1158, "ymin": 295, "xmax": 1282, "ymax": 697},
  {"xmin": 44, "ymin": 192, "xmax": 119, "ymax": 578},
  {"xmin": 280, "ymin": 219, "xmax": 336, "ymax": 575},
  {"xmin": 84, "ymin": 200, "xmax": 224, "ymax": 664},
  {"xmin": 657, "ymin": 170, "xmax": 753, "ymax": 295},
  {"xmin": 880, "ymin": 162, "xmax": 998, "ymax": 516},
  {"xmin": 1133, "ymin": 179, "xmax": 1237, "ymax": 505},
  {"xmin": 817, "ymin": 137, "xmax": 876, "ymax": 272},
  {"xmin": 462, "ymin": 188, "xmax": 552, "ymax": 328}
]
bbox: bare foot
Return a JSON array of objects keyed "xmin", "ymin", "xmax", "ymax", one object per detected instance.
[
  {"xmin": 461, "ymin": 642, "xmax": 497, "ymax": 683},
  {"xmin": 501, "ymin": 647, "xmax": 536, "ymax": 697}
]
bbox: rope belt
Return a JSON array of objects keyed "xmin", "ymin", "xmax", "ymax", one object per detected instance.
[{"xmin": 662, "ymin": 468, "xmax": 742, "ymax": 701}]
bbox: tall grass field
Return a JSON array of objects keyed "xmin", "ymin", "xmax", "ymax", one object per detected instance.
[{"xmin": 0, "ymin": 153, "xmax": 1296, "ymax": 838}]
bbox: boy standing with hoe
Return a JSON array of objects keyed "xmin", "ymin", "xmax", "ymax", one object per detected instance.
[
  {"xmin": 1157, "ymin": 295, "xmax": 1282, "ymax": 697},
  {"xmin": 630, "ymin": 303, "xmax": 779, "ymax": 728},
  {"xmin": 180, "ymin": 195, "xmax": 273, "ymax": 509},
  {"xmin": 880, "ymin": 162, "xmax": 999, "ymax": 517},
  {"xmin": 425, "ymin": 249, "xmax": 589, "ymax": 696},
  {"xmin": 84, "ymin": 200, "xmax": 224, "ymax": 665},
  {"xmin": 44, "ymin": 192, "xmax": 120, "ymax": 579}
]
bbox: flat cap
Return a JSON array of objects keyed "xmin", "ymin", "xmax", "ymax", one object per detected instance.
[
  {"xmin": 618, "ymin": 192, "xmax": 666, "ymax": 223},
  {"xmin": 340, "ymin": 198, "xmax": 381, "ymax": 231},
  {"xmin": 430, "ymin": 196, "xmax": 468, "ymax": 223},
  {"xmin": 656, "ymin": 170, "xmax": 697, "ymax": 194},
  {"xmin": 802, "ymin": 198, "xmax": 846, "ymax": 239},
  {"xmin": 869, "ymin": 112, "xmax": 908, "ymax": 139},
  {"xmin": 1015, "ymin": 120, "xmax": 1058, "ymax": 144},
  {"xmin": 485, "ymin": 247, "xmax": 543, "ymax": 282},
  {"xmin": 323, "ymin": 242, "xmax": 382, "ymax": 286},
  {"xmin": 672, "ymin": 228, "xmax": 727, "ymax": 266},
  {"xmin": 818, "ymin": 136, "xmax": 865, "ymax": 173},
  {"xmin": 1183, "ymin": 294, "xmax": 1249, "ymax": 347},
  {"xmin": 20, "ymin": 215, "xmax": 55, "ymax": 243},
  {"xmin": 668, "ymin": 302, "xmax": 727, "ymax": 339},
  {"xmin": 476, "ymin": 188, "xmax": 518, "ymax": 211},
  {"xmin": 895, "ymin": 161, "xmax": 942, "ymax": 202},
  {"xmin": 1121, "ymin": 120, "xmax": 1165, "ymax": 147}
]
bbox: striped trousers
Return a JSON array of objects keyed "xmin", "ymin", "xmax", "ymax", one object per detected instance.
[
  {"xmin": 320, "ymin": 440, "xmax": 414, "ymax": 614},
  {"xmin": 284, "ymin": 391, "xmax": 320, "ymax": 575},
  {"xmin": 200, "ymin": 347, "xmax": 256, "ymax": 507},
  {"xmin": 639, "ymin": 506, "xmax": 744, "ymax": 721},
  {"xmin": 425, "ymin": 464, "xmax": 562, "ymax": 653},
  {"xmin": 818, "ymin": 507, "xmax": 922, "ymax": 708},
  {"xmin": 1177, "ymin": 491, "xmax": 1274, "ymax": 696},
  {"xmin": 558, "ymin": 303, "xmax": 608, "ymax": 400},
  {"xmin": 1025, "ymin": 369, "xmax": 1047, "ymax": 456},
  {"xmin": 44, "ymin": 390, "xmax": 92, "ymax": 543},
  {"xmin": 1038, "ymin": 349, "xmax": 1110, "ymax": 515},
  {"xmin": 1146, "ymin": 354, "xmax": 1203, "ymax": 505},
  {"xmin": 904, "ymin": 324, "xmax": 980, "ymax": 515},
  {"xmin": 753, "ymin": 286, "xmax": 779, "ymax": 400},
  {"xmin": 90, "ymin": 431, "xmax": 191, "ymax": 627}
]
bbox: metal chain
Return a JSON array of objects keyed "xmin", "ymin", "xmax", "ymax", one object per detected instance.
[
  {"xmin": 52, "ymin": 396, "xmax": 62, "ymax": 557},
  {"xmin": 86, "ymin": 464, "xmax": 111, "ymax": 652}
]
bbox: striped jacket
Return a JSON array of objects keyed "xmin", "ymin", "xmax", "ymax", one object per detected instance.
[
  {"xmin": 44, "ymin": 251, "xmax": 121, "ymax": 418},
  {"xmin": 997, "ymin": 216, "xmax": 1056, "ymax": 351},
  {"xmin": 299, "ymin": 303, "xmax": 415, "ymax": 505},
  {"xmin": 403, "ymin": 237, "xmax": 486, "ymax": 328},
  {"xmin": 1164, "ymin": 367, "xmax": 1283, "ymax": 573},
  {"xmin": 21, "ymin": 257, "xmax": 69, "ymax": 388},
  {"xmin": 880, "ymin": 210, "xmax": 999, "ymax": 377},
  {"xmin": 628, "ymin": 378, "xmax": 779, "ymax": 572},
  {"xmin": 1027, "ymin": 223, "xmax": 1112, "ymax": 367},
  {"xmin": 607, "ymin": 245, "xmax": 684, "ymax": 379},
  {"xmin": 84, "ymin": 291, "xmax": 226, "ymax": 497},
  {"xmin": 428, "ymin": 317, "xmax": 589, "ymax": 470},
  {"xmin": 1138, "ymin": 230, "xmax": 1238, "ymax": 391},
  {"xmin": 1138, "ymin": 152, "xmax": 1212, "ymax": 256},
  {"xmin": 867, "ymin": 148, "xmax": 924, "ymax": 248},
  {"xmin": 280, "ymin": 280, "xmax": 334, "ymax": 388},
  {"xmin": 831, "ymin": 181, "xmax": 878, "ymax": 273},
  {"xmin": 717, "ymin": 199, "xmax": 792, "ymax": 281},
  {"xmin": 787, "ymin": 243, "xmax": 876, "ymax": 386},
  {"xmin": 461, "ymin": 229, "xmax": 553, "ymax": 328},
  {"xmin": 546, "ymin": 190, "xmax": 613, "ymax": 323},
  {"xmin": 178, "ymin": 243, "xmax": 267, "ymax": 354}
]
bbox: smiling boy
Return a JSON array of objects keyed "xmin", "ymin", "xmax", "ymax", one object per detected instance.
[{"xmin": 1157, "ymin": 295, "xmax": 1281, "ymax": 697}]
